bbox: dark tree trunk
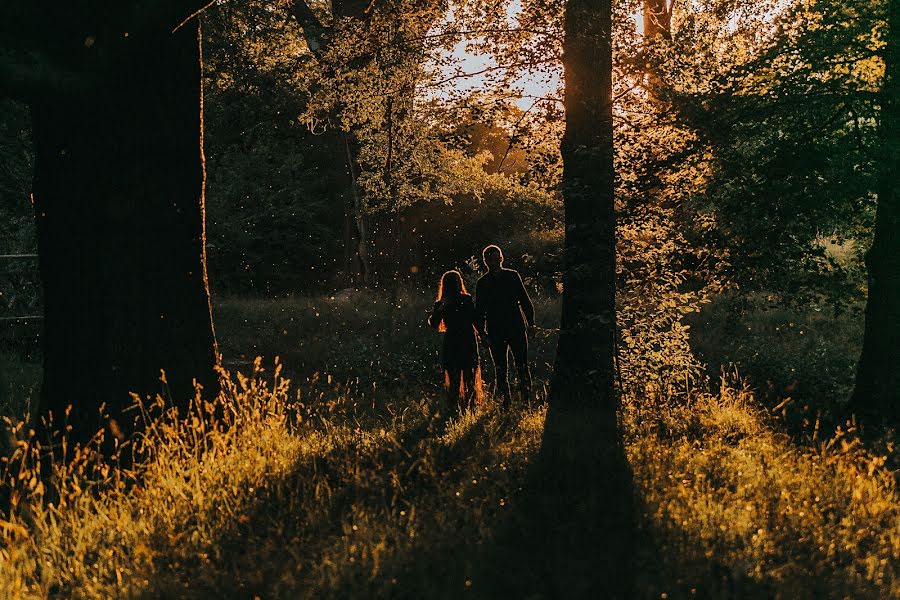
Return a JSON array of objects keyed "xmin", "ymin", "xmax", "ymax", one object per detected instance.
[
  {"xmin": 342, "ymin": 132, "xmax": 372, "ymax": 286},
  {"xmin": 544, "ymin": 7, "xmax": 634, "ymax": 595},
  {"xmin": 30, "ymin": 22, "xmax": 218, "ymax": 438},
  {"xmin": 852, "ymin": 1, "xmax": 900, "ymax": 422},
  {"xmin": 550, "ymin": 0, "xmax": 616, "ymax": 410}
]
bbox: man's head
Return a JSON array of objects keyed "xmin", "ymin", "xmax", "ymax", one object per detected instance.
[{"xmin": 482, "ymin": 245, "xmax": 503, "ymax": 272}]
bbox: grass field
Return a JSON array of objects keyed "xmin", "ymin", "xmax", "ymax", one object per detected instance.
[
  {"xmin": 687, "ymin": 294, "xmax": 864, "ymax": 414},
  {"xmin": 0, "ymin": 293, "xmax": 897, "ymax": 598}
]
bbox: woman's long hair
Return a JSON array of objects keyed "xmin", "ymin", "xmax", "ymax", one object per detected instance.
[
  {"xmin": 435, "ymin": 270, "xmax": 467, "ymax": 333},
  {"xmin": 435, "ymin": 269, "xmax": 468, "ymax": 302}
]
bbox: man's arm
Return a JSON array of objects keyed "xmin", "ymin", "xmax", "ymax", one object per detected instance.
[
  {"xmin": 473, "ymin": 278, "xmax": 488, "ymax": 337},
  {"xmin": 515, "ymin": 272, "xmax": 535, "ymax": 327}
]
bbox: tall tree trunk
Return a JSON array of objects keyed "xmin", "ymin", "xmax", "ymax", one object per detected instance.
[
  {"xmin": 551, "ymin": 0, "xmax": 616, "ymax": 409},
  {"xmin": 852, "ymin": 1, "xmax": 900, "ymax": 422},
  {"xmin": 30, "ymin": 22, "xmax": 218, "ymax": 439},
  {"xmin": 545, "ymin": 7, "xmax": 634, "ymax": 595}
]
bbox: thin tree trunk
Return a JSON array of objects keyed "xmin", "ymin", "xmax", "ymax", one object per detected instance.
[
  {"xmin": 383, "ymin": 95, "xmax": 404, "ymax": 297},
  {"xmin": 343, "ymin": 132, "xmax": 372, "ymax": 286},
  {"xmin": 852, "ymin": 1, "xmax": 900, "ymax": 422},
  {"xmin": 343, "ymin": 194, "xmax": 353, "ymax": 285},
  {"xmin": 550, "ymin": 0, "xmax": 616, "ymax": 410},
  {"xmin": 30, "ymin": 22, "xmax": 218, "ymax": 439}
]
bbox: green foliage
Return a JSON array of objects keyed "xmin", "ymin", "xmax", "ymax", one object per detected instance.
[
  {"xmin": 200, "ymin": 1, "xmax": 563, "ymax": 291},
  {"xmin": 202, "ymin": 5, "xmax": 348, "ymax": 293},
  {"xmin": 651, "ymin": 0, "xmax": 882, "ymax": 303}
]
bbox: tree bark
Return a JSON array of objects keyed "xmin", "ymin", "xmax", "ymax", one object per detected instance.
[
  {"xmin": 30, "ymin": 21, "xmax": 218, "ymax": 438},
  {"xmin": 545, "ymin": 7, "xmax": 634, "ymax": 594},
  {"xmin": 342, "ymin": 132, "xmax": 372, "ymax": 286},
  {"xmin": 851, "ymin": 1, "xmax": 900, "ymax": 422},
  {"xmin": 550, "ymin": 0, "xmax": 616, "ymax": 410}
]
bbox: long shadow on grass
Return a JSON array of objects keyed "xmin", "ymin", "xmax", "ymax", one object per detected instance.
[
  {"xmin": 361, "ymin": 402, "xmax": 639, "ymax": 599},
  {"xmin": 463, "ymin": 403, "xmax": 638, "ymax": 599},
  {"xmin": 466, "ymin": 406, "xmax": 785, "ymax": 600}
]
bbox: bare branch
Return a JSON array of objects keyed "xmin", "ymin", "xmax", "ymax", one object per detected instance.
[
  {"xmin": 423, "ymin": 57, "xmax": 558, "ymax": 89},
  {"xmin": 172, "ymin": 0, "xmax": 219, "ymax": 32},
  {"xmin": 405, "ymin": 27, "xmax": 563, "ymax": 44}
]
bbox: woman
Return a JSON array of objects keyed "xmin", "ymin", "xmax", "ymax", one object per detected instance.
[{"xmin": 428, "ymin": 270, "xmax": 484, "ymax": 413}]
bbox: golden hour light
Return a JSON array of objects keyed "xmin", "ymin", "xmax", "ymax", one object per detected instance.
[{"xmin": 0, "ymin": 0, "xmax": 896, "ymax": 597}]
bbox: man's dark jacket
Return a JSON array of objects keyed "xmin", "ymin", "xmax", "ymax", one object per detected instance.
[{"xmin": 475, "ymin": 268, "xmax": 535, "ymax": 335}]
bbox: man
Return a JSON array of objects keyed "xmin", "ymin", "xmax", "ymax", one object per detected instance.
[{"xmin": 475, "ymin": 245, "xmax": 534, "ymax": 406}]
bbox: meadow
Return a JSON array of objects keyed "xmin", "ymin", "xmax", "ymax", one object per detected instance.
[{"xmin": 0, "ymin": 292, "xmax": 897, "ymax": 599}]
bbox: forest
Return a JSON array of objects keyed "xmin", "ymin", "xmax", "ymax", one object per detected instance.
[{"xmin": 0, "ymin": 0, "xmax": 898, "ymax": 597}]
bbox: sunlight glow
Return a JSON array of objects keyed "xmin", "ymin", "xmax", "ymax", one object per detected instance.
[{"xmin": 426, "ymin": 0, "xmax": 561, "ymax": 110}]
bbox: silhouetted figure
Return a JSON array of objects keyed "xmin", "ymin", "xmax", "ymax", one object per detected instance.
[
  {"xmin": 476, "ymin": 245, "xmax": 534, "ymax": 406},
  {"xmin": 428, "ymin": 270, "xmax": 484, "ymax": 413}
]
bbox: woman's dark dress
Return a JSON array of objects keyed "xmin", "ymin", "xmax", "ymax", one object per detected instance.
[{"xmin": 428, "ymin": 294, "xmax": 480, "ymax": 368}]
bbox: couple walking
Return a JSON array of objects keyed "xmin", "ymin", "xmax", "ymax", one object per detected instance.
[{"xmin": 428, "ymin": 245, "xmax": 534, "ymax": 412}]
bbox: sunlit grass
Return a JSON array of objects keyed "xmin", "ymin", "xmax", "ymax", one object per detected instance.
[
  {"xmin": 1, "ymin": 366, "xmax": 896, "ymax": 598},
  {"xmin": 0, "ymin": 360, "xmax": 546, "ymax": 598},
  {"xmin": 0, "ymin": 295, "xmax": 896, "ymax": 598},
  {"xmin": 626, "ymin": 381, "xmax": 900, "ymax": 598}
]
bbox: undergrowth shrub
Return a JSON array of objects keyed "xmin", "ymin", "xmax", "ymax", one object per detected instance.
[{"xmin": 687, "ymin": 294, "xmax": 864, "ymax": 413}]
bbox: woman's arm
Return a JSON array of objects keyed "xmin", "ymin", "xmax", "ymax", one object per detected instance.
[
  {"xmin": 470, "ymin": 300, "xmax": 487, "ymax": 338},
  {"xmin": 428, "ymin": 301, "xmax": 443, "ymax": 329}
]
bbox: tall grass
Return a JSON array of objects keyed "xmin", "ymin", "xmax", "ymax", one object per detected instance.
[
  {"xmin": 687, "ymin": 294, "xmax": 864, "ymax": 414},
  {"xmin": 626, "ymin": 382, "xmax": 900, "ymax": 599},
  {"xmin": 213, "ymin": 290, "xmax": 561, "ymax": 388},
  {"xmin": 0, "ymin": 361, "xmax": 547, "ymax": 598},
  {"xmin": 0, "ymin": 294, "xmax": 896, "ymax": 598}
]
